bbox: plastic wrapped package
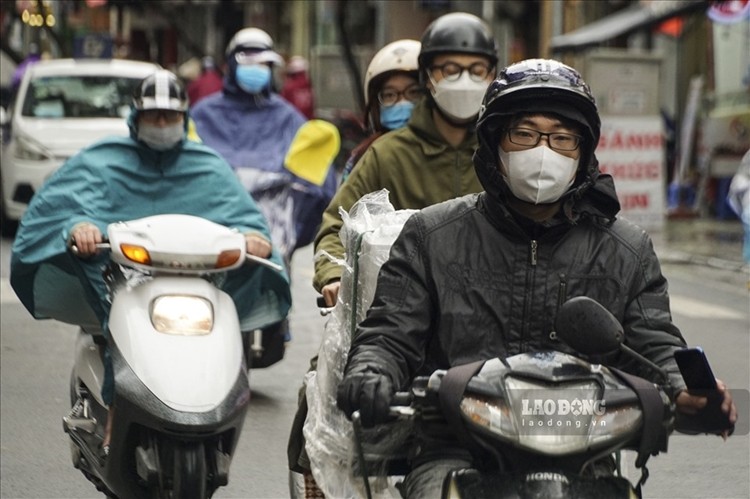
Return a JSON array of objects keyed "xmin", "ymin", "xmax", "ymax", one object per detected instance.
[{"xmin": 304, "ymin": 190, "xmax": 416, "ymax": 498}]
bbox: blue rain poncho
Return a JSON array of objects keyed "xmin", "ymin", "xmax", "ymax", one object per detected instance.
[
  {"xmin": 11, "ymin": 111, "xmax": 292, "ymax": 404},
  {"xmin": 191, "ymin": 74, "xmax": 337, "ymax": 263}
]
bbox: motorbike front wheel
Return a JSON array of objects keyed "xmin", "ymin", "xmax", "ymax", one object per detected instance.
[{"xmin": 171, "ymin": 440, "xmax": 207, "ymax": 499}]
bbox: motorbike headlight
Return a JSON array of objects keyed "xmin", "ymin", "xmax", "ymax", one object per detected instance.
[
  {"xmin": 150, "ymin": 295, "xmax": 213, "ymax": 335},
  {"xmin": 461, "ymin": 377, "xmax": 642, "ymax": 455},
  {"xmin": 587, "ymin": 402, "xmax": 642, "ymax": 446},
  {"xmin": 500, "ymin": 377, "xmax": 620, "ymax": 455},
  {"xmin": 460, "ymin": 394, "xmax": 515, "ymax": 439},
  {"xmin": 14, "ymin": 135, "xmax": 53, "ymax": 161}
]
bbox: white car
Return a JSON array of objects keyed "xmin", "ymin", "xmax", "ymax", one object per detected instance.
[{"xmin": 0, "ymin": 58, "xmax": 160, "ymax": 232}]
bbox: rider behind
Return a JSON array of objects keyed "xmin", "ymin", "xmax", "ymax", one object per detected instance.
[
  {"xmin": 10, "ymin": 69, "xmax": 291, "ymax": 454},
  {"xmin": 339, "ymin": 38, "xmax": 422, "ymax": 184},
  {"xmin": 314, "ymin": 11, "xmax": 499, "ymax": 307},
  {"xmin": 191, "ymin": 27, "xmax": 338, "ymax": 366},
  {"xmin": 191, "ymin": 27, "xmax": 337, "ymax": 266}
]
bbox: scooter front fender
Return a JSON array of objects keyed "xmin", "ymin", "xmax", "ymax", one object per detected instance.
[{"xmin": 108, "ymin": 276, "xmax": 244, "ymax": 412}]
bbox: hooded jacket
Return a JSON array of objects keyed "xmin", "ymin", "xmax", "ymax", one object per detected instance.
[
  {"xmin": 313, "ymin": 97, "xmax": 483, "ymax": 291},
  {"xmin": 343, "ymin": 112, "xmax": 688, "ymax": 464},
  {"xmin": 190, "ymin": 62, "xmax": 337, "ymax": 259},
  {"xmin": 11, "ymin": 107, "xmax": 291, "ymax": 346}
]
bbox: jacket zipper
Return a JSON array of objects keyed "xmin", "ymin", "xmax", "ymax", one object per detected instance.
[
  {"xmin": 557, "ymin": 273, "xmax": 567, "ymax": 308},
  {"xmin": 521, "ymin": 239, "xmax": 538, "ymax": 350}
]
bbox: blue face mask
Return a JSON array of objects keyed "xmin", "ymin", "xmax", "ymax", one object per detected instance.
[
  {"xmin": 235, "ymin": 64, "xmax": 271, "ymax": 94},
  {"xmin": 380, "ymin": 101, "xmax": 415, "ymax": 130}
]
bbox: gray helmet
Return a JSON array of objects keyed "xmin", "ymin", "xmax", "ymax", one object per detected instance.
[
  {"xmin": 225, "ymin": 27, "xmax": 283, "ymax": 65},
  {"xmin": 418, "ymin": 12, "xmax": 498, "ymax": 70},
  {"xmin": 133, "ymin": 70, "xmax": 188, "ymax": 112},
  {"xmin": 226, "ymin": 27, "xmax": 273, "ymax": 55}
]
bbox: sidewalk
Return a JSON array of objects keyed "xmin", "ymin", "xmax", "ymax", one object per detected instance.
[{"xmin": 649, "ymin": 217, "xmax": 749, "ymax": 288}]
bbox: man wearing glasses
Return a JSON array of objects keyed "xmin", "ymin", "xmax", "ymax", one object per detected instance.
[
  {"xmin": 336, "ymin": 58, "xmax": 736, "ymax": 497},
  {"xmin": 289, "ymin": 12, "xmax": 498, "ymax": 495},
  {"xmin": 313, "ymin": 12, "xmax": 498, "ymax": 306}
]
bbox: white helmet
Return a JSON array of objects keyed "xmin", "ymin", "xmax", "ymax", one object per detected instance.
[
  {"xmin": 364, "ymin": 39, "xmax": 421, "ymax": 105},
  {"xmin": 226, "ymin": 27, "xmax": 283, "ymax": 65}
]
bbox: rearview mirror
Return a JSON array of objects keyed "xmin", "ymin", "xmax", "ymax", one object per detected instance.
[{"xmin": 554, "ymin": 296, "xmax": 623, "ymax": 355}]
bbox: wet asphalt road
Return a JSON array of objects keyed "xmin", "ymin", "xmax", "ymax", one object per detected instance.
[{"xmin": 1, "ymin": 232, "xmax": 748, "ymax": 499}]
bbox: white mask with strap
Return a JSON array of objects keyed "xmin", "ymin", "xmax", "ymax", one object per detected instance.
[
  {"xmin": 498, "ymin": 145, "xmax": 579, "ymax": 204},
  {"xmin": 429, "ymin": 71, "xmax": 488, "ymax": 122}
]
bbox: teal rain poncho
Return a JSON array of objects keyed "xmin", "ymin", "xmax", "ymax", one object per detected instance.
[{"xmin": 11, "ymin": 119, "xmax": 291, "ymax": 404}]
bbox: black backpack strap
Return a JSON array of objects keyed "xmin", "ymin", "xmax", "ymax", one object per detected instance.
[
  {"xmin": 610, "ymin": 368, "xmax": 668, "ymax": 470},
  {"xmin": 439, "ymin": 360, "xmax": 487, "ymax": 452}
]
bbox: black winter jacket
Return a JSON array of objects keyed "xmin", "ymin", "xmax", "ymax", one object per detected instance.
[
  {"xmin": 347, "ymin": 191, "xmax": 687, "ymax": 396},
  {"xmin": 345, "ymin": 132, "xmax": 688, "ymax": 466}
]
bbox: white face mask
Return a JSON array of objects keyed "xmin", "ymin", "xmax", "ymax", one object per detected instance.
[
  {"xmin": 428, "ymin": 71, "xmax": 488, "ymax": 122},
  {"xmin": 498, "ymin": 145, "xmax": 579, "ymax": 204},
  {"xmin": 137, "ymin": 123, "xmax": 184, "ymax": 151}
]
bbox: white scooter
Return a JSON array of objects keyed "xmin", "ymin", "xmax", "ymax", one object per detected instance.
[{"xmin": 63, "ymin": 214, "xmax": 284, "ymax": 499}]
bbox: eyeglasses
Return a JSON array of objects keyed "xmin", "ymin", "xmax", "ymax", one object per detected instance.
[
  {"xmin": 430, "ymin": 61, "xmax": 493, "ymax": 82},
  {"xmin": 377, "ymin": 85, "xmax": 423, "ymax": 107},
  {"xmin": 139, "ymin": 109, "xmax": 184, "ymax": 124},
  {"xmin": 506, "ymin": 128, "xmax": 582, "ymax": 151}
]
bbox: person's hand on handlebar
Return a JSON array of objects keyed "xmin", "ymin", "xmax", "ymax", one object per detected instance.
[
  {"xmin": 321, "ymin": 280, "xmax": 341, "ymax": 307},
  {"xmin": 337, "ymin": 370, "xmax": 394, "ymax": 428},
  {"xmin": 675, "ymin": 378, "xmax": 737, "ymax": 440},
  {"xmin": 69, "ymin": 222, "xmax": 103, "ymax": 258},
  {"xmin": 244, "ymin": 233, "xmax": 272, "ymax": 258}
]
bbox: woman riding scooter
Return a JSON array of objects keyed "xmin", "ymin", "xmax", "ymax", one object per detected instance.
[{"xmin": 10, "ymin": 70, "xmax": 291, "ymax": 457}]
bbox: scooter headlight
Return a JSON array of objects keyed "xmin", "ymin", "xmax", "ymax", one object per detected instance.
[{"xmin": 150, "ymin": 295, "xmax": 213, "ymax": 335}]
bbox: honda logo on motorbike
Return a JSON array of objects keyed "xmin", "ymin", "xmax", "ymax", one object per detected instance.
[{"xmin": 525, "ymin": 472, "xmax": 569, "ymax": 483}]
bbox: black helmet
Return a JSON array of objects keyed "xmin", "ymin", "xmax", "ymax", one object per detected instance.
[
  {"xmin": 133, "ymin": 70, "xmax": 188, "ymax": 112},
  {"xmin": 473, "ymin": 59, "xmax": 607, "ymax": 209},
  {"xmin": 477, "ymin": 59, "xmax": 600, "ymax": 151},
  {"xmin": 418, "ymin": 12, "xmax": 498, "ymax": 70}
]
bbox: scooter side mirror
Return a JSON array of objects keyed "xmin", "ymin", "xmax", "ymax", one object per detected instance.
[{"xmin": 554, "ymin": 296, "xmax": 623, "ymax": 355}]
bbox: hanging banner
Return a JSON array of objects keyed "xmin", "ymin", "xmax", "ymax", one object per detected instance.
[{"xmin": 597, "ymin": 116, "xmax": 667, "ymax": 231}]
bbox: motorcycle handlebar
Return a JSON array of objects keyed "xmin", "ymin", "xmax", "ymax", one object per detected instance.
[
  {"xmin": 245, "ymin": 253, "xmax": 285, "ymax": 273},
  {"xmin": 316, "ymin": 295, "xmax": 334, "ymax": 316},
  {"xmin": 392, "ymin": 391, "xmax": 412, "ymax": 406},
  {"xmin": 69, "ymin": 242, "xmax": 111, "ymax": 256}
]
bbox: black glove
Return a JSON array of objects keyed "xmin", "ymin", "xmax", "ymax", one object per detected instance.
[{"xmin": 337, "ymin": 371, "xmax": 394, "ymax": 428}]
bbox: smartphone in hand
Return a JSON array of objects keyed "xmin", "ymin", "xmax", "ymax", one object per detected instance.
[
  {"xmin": 674, "ymin": 347, "xmax": 733, "ymax": 434},
  {"xmin": 674, "ymin": 347, "xmax": 718, "ymax": 392}
]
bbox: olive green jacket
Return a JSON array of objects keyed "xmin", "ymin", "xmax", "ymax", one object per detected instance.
[{"xmin": 312, "ymin": 98, "xmax": 483, "ymax": 291}]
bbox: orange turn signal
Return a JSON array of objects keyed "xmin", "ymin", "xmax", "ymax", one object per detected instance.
[
  {"xmin": 121, "ymin": 244, "xmax": 151, "ymax": 265},
  {"xmin": 216, "ymin": 249, "xmax": 242, "ymax": 269}
]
